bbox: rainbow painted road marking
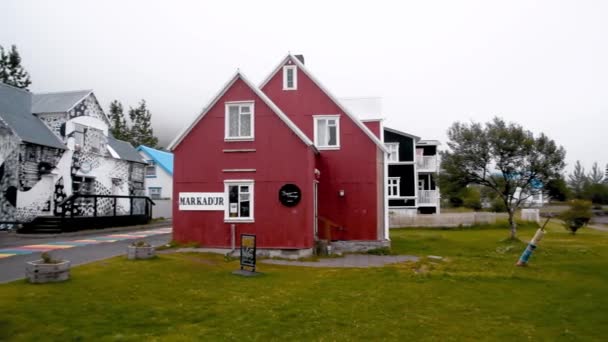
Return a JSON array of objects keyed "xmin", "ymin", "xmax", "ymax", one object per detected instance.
[{"xmin": 0, "ymin": 227, "xmax": 172, "ymax": 259}]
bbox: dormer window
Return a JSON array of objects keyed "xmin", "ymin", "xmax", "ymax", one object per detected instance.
[{"xmin": 283, "ymin": 65, "xmax": 297, "ymax": 90}]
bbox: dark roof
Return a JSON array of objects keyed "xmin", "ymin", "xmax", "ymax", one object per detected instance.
[
  {"xmin": 384, "ymin": 127, "xmax": 421, "ymax": 141},
  {"xmin": 137, "ymin": 145, "xmax": 173, "ymax": 175},
  {"xmin": 32, "ymin": 90, "xmax": 92, "ymax": 113},
  {"xmin": 0, "ymin": 83, "xmax": 66, "ymax": 149},
  {"xmin": 108, "ymin": 136, "xmax": 145, "ymax": 163}
]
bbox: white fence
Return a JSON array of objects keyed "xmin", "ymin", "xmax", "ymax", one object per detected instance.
[
  {"xmin": 151, "ymin": 199, "xmax": 172, "ymax": 219},
  {"xmin": 390, "ymin": 212, "xmax": 508, "ymax": 228}
]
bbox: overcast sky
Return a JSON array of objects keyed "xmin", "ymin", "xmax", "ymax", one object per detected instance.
[{"xmin": 1, "ymin": 0, "xmax": 606, "ymax": 172}]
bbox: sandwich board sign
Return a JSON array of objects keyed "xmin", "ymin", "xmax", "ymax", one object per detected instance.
[{"xmin": 240, "ymin": 234, "xmax": 257, "ymax": 272}]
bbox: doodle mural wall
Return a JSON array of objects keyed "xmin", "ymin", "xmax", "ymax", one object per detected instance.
[{"xmin": 0, "ymin": 93, "xmax": 145, "ymax": 224}]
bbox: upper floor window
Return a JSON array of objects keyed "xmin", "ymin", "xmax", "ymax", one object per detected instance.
[
  {"xmin": 314, "ymin": 115, "xmax": 340, "ymax": 150},
  {"xmin": 388, "ymin": 177, "xmax": 400, "ymax": 198},
  {"xmin": 145, "ymin": 160, "xmax": 156, "ymax": 177},
  {"xmin": 386, "ymin": 143, "xmax": 399, "ymax": 162},
  {"xmin": 148, "ymin": 187, "xmax": 162, "ymax": 200},
  {"xmin": 225, "ymin": 102, "xmax": 254, "ymax": 140},
  {"xmin": 283, "ymin": 65, "xmax": 297, "ymax": 90}
]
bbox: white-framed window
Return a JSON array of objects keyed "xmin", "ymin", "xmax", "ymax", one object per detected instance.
[
  {"xmin": 224, "ymin": 180, "xmax": 254, "ymax": 222},
  {"xmin": 148, "ymin": 187, "xmax": 162, "ymax": 200},
  {"xmin": 388, "ymin": 177, "xmax": 400, "ymax": 198},
  {"xmin": 386, "ymin": 143, "xmax": 399, "ymax": 162},
  {"xmin": 314, "ymin": 115, "xmax": 340, "ymax": 149},
  {"xmin": 145, "ymin": 160, "xmax": 156, "ymax": 177},
  {"xmin": 225, "ymin": 101, "xmax": 254, "ymax": 140},
  {"xmin": 283, "ymin": 65, "xmax": 297, "ymax": 90}
]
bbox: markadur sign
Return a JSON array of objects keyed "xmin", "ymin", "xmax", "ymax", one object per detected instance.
[{"xmin": 179, "ymin": 192, "xmax": 225, "ymax": 211}]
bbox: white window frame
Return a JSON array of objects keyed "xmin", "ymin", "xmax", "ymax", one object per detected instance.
[
  {"xmin": 224, "ymin": 180, "xmax": 254, "ymax": 223},
  {"xmin": 145, "ymin": 160, "xmax": 156, "ymax": 178},
  {"xmin": 225, "ymin": 101, "xmax": 255, "ymax": 141},
  {"xmin": 148, "ymin": 187, "xmax": 162, "ymax": 199},
  {"xmin": 388, "ymin": 177, "xmax": 400, "ymax": 198},
  {"xmin": 283, "ymin": 65, "xmax": 297, "ymax": 90},
  {"xmin": 313, "ymin": 115, "xmax": 340, "ymax": 150},
  {"xmin": 386, "ymin": 143, "xmax": 399, "ymax": 162}
]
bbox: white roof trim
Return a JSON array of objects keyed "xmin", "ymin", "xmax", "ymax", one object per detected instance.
[
  {"xmin": 384, "ymin": 127, "xmax": 421, "ymax": 142},
  {"xmin": 168, "ymin": 70, "xmax": 316, "ymax": 152},
  {"xmin": 260, "ymin": 54, "xmax": 388, "ymax": 153}
]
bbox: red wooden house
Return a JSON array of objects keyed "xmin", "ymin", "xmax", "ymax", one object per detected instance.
[{"xmin": 169, "ymin": 55, "xmax": 389, "ymax": 257}]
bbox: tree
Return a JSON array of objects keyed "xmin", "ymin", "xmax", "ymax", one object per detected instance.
[
  {"xmin": 128, "ymin": 100, "xmax": 158, "ymax": 148},
  {"xmin": 108, "ymin": 100, "xmax": 130, "ymax": 141},
  {"xmin": 441, "ymin": 117, "xmax": 566, "ymax": 239},
  {"xmin": 568, "ymin": 161, "xmax": 587, "ymax": 198},
  {"xmin": 0, "ymin": 45, "xmax": 32, "ymax": 89},
  {"xmin": 545, "ymin": 175, "xmax": 571, "ymax": 202},
  {"xmin": 559, "ymin": 199, "xmax": 592, "ymax": 234},
  {"xmin": 588, "ymin": 162, "xmax": 604, "ymax": 184}
]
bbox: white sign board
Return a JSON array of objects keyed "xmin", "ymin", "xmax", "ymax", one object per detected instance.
[{"xmin": 179, "ymin": 192, "xmax": 225, "ymax": 211}]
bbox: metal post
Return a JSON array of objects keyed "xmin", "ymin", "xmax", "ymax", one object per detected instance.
[
  {"xmin": 93, "ymin": 196, "xmax": 97, "ymax": 217},
  {"xmin": 130, "ymin": 197, "xmax": 133, "ymax": 216},
  {"xmin": 113, "ymin": 197, "xmax": 117, "ymax": 216}
]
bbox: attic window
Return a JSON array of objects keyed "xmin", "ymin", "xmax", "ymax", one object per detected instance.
[{"xmin": 283, "ymin": 65, "xmax": 297, "ymax": 90}]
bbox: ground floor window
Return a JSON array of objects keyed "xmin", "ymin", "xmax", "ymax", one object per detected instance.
[
  {"xmin": 224, "ymin": 180, "xmax": 254, "ymax": 222},
  {"xmin": 388, "ymin": 177, "xmax": 400, "ymax": 198},
  {"xmin": 148, "ymin": 187, "xmax": 162, "ymax": 200}
]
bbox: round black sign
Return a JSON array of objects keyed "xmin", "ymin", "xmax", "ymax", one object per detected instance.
[{"xmin": 279, "ymin": 184, "xmax": 301, "ymax": 207}]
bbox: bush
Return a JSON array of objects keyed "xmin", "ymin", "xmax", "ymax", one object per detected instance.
[
  {"xmin": 131, "ymin": 240, "xmax": 151, "ymax": 247},
  {"xmin": 560, "ymin": 199, "xmax": 593, "ymax": 234},
  {"xmin": 491, "ymin": 198, "xmax": 507, "ymax": 213},
  {"xmin": 40, "ymin": 252, "xmax": 62, "ymax": 264},
  {"xmin": 462, "ymin": 187, "xmax": 482, "ymax": 210}
]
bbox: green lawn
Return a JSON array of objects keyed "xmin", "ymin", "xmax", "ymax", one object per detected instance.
[{"xmin": 1, "ymin": 223, "xmax": 607, "ymax": 341}]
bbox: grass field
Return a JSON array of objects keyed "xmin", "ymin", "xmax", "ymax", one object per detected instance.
[{"xmin": 1, "ymin": 222, "xmax": 607, "ymax": 341}]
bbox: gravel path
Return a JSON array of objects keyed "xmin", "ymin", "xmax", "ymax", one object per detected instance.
[{"xmin": 261, "ymin": 254, "xmax": 418, "ymax": 268}]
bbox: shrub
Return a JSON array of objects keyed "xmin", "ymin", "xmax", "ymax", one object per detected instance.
[
  {"xmin": 131, "ymin": 240, "xmax": 151, "ymax": 247},
  {"xmin": 40, "ymin": 252, "xmax": 62, "ymax": 264},
  {"xmin": 491, "ymin": 198, "xmax": 507, "ymax": 213},
  {"xmin": 462, "ymin": 187, "xmax": 482, "ymax": 210},
  {"xmin": 366, "ymin": 247, "xmax": 392, "ymax": 255},
  {"xmin": 560, "ymin": 199, "xmax": 593, "ymax": 234}
]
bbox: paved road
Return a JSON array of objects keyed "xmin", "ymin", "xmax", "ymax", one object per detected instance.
[{"xmin": 0, "ymin": 228, "xmax": 171, "ymax": 284}]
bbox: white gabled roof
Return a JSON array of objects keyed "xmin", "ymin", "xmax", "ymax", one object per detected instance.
[
  {"xmin": 260, "ymin": 54, "xmax": 388, "ymax": 153},
  {"xmin": 168, "ymin": 70, "xmax": 316, "ymax": 152}
]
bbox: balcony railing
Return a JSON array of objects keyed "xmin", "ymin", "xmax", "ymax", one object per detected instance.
[
  {"xmin": 416, "ymin": 155, "xmax": 438, "ymax": 172},
  {"xmin": 418, "ymin": 190, "xmax": 439, "ymax": 205}
]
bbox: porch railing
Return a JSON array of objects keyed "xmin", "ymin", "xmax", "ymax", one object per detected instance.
[
  {"xmin": 418, "ymin": 190, "xmax": 439, "ymax": 205},
  {"xmin": 59, "ymin": 194, "xmax": 155, "ymax": 221}
]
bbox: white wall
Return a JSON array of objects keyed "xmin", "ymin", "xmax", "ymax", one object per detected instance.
[{"xmin": 139, "ymin": 150, "xmax": 173, "ymax": 200}]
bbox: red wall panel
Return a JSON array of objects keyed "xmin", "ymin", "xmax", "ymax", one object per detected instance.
[
  {"xmin": 173, "ymin": 77, "xmax": 316, "ymax": 249},
  {"xmin": 262, "ymin": 60, "xmax": 382, "ymax": 241}
]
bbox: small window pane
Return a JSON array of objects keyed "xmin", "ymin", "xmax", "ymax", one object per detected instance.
[
  {"xmin": 228, "ymin": 107, "xmax": 239, "ymax": 137},
  {"xmin": 240, "ymin": 113, "xmax": 251, "ymax": 136},
  {"xmin": 317, "ymin": 119, "xmax": 327, "ymax": 145},
  {"xmin": 328, "ymin": 125, "xmax": 337, "ymax": 146}
]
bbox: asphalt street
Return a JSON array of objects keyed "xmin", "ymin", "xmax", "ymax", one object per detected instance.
[{"xmin": 0, "ymin": 228, "xmax": 171, "ymax": 283}]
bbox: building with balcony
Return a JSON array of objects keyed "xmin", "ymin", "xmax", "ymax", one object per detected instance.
[{"xmin": 384, "ymin": 128, "xmax": 440, "ymax": 214}]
